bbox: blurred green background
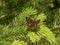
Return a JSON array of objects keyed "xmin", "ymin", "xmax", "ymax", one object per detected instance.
[{"xmin": 0, "ymin": 0, "xmax": 60, "ymax": 45}]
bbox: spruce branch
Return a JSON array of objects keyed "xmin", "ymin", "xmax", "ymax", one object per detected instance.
[{"xmin": 0, "ymin": 30, "xmax": 28, "ymax": 40}]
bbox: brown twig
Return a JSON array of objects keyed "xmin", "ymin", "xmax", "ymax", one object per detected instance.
[
  {"xmin": 51, "ymin": 25, "xmax": 60, "ymax": 30},
  {"xmin": 51, "ymin": 15, "xmax": 60, "ymax": 30}
]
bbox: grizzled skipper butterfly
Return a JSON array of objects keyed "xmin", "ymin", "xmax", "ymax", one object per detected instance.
[{"xmin": 26, "ymin": 17, "xmax": 40, "ymax": 31}]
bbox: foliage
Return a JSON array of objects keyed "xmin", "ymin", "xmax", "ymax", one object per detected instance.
[
  {"xmin": 0, "ymin": 0, "xmax": 60, "ymax": 45},
  {"xmin": 27, "ymin": 32, "xmax": 40, "ymax": 43},
  {"xmin": 10, "ymin": 40, "xmax": 27, "ymax": 45}
]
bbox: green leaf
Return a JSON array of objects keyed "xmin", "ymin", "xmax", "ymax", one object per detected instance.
[
  {"xmin": 37, "ymin": 25, "xmax": 56, "ymax": 43},
  {"xmin": 10, "ymin": 40, "xmax": 27, "ymax": 45},
  {"xmin": 36, "ymin": 13, "xmax": 46, "ymax": 22},
  {"xmin": 27, "ymin": 32, "xmax": 40, "ymax": 43},
  {"xmin": 56, "ymin": 37, "xmax": 60, "ymax": 43},
  {"xmin": 17, "ymin": 7, "xmax": 37, "ymax": 24}
]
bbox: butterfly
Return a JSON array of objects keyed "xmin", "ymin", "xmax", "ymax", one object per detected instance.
[{"xmin": 26, "ymin": 17, "xmax": 40, "ymax": 31}]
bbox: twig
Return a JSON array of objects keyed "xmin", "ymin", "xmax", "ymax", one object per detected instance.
[
  {"xmin": 0, "ymin": 15, "xmax": 7, "ymax": 19},
  {"xmin": 51, "ymin": 14, "xmax": 60, "ymax": 30},
  {"xmin": 54, "ymin": 15, "xmax": 60, "ymax": 26},
  {"xmin": 51, "ymin": 25, "xmax": 60, "ymax": 30}
]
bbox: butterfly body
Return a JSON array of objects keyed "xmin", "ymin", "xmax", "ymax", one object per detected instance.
[{"xmin": 26, "ymin": 17, "xmax": 40, "ymax": 31}]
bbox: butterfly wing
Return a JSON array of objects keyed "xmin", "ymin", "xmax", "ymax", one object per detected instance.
[
  {"xmin": 26, "ymin": 17, "xmax": 33, "ymax": 24},
  {"xmin": 26, "ymin": 17, "xmax": 40, "ymax": 30},
  {"xmin": 26, "ymin": 17, "xmax": 34, "ymax": 29},
  {"xmin": 32, "ymin": 20, "xmax": 40, "ymax": 29},
  {"xmin": 34, "ymin": 20, "xmax": 40, "ymax": 25}
]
